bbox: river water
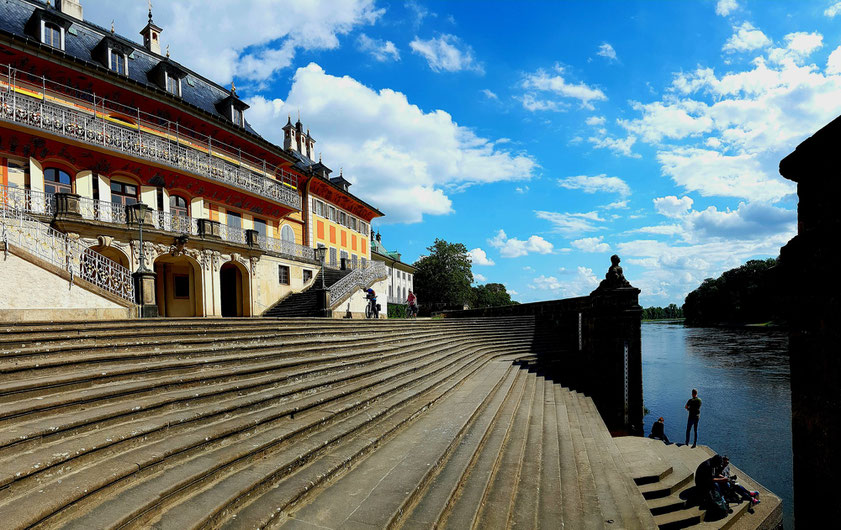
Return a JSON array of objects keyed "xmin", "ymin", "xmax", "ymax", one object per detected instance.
[{"xmin": 641, "ymin": 322, "xmax": 793, "ymax": 529}]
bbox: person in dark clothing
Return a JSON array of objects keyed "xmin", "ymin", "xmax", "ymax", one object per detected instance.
[
  {"xmin": 649, "ymin": 417, "xmax": 670, "ymax": 444},
  {"xmin": 685, "ymin": 388, "xmax": 702, "ymax": 447},
  {"xmin": 695, "ymin": 454, "xmax": 731, "ymax": 513},
  {"xmin": 719, "ymin": 456, "xmax": 761, "ymax": 506}
]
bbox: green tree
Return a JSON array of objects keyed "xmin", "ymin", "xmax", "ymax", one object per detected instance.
[
  {"xmin": 472, "ymin": 283, "xmax": 518, "ymax": 308},
  {"xmin": 412, "ymin": 239, "xmax": 474, "ymax": 313},
  {"xmin": 683, "ymin": 257, "xmax": 781, "ymax": 326}
]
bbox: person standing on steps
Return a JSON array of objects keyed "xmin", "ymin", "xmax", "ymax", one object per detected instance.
[{"xmin": 685, "ymin": 388, "xmax": 702, "ymax": 447}]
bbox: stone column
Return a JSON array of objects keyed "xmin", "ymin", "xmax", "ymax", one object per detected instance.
[
  {"xmin": 133, "ymin": 269, "xmax": 158, "ymax": 318},
  {"xmin": 588, "ymin": 255, "xmax": 643, "ymax": 435}
]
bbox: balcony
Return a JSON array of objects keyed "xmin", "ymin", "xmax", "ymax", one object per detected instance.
[
  {"xmin": 0, "ymin": 65, "xmax": 301, "ymax": 211},
  {"xmin": 1, "ymin": 185, "xmax": 314, "ymax": 261}
]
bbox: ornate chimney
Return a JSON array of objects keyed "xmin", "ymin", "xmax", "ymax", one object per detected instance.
[{"xmin": 140, "ymin": 4, "xmax": 162, "ymax": 55}]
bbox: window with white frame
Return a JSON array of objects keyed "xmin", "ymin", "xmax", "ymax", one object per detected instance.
[
  {"xmin": 280, "ymin": 224, "xmax": 295, "ymax": 242},
  {"xmin": 165, "ymin": 72, "xmax": 181, "ymax": 96},
  {"xmin": 42, "ymin": 22, "xmax": 63, "ymax": 50},
  {"xmin": 109, "ymin": 49, "xmax": 128, "ymax": 75}
]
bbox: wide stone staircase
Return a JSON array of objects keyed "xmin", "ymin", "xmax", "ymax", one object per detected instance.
[
  {"xmin": 263, "ymin": 268, "xmax": 352, "ymax": 317},
  {"xmin": 0, "ymin": 316, "xmax": 777, "ymax": 529}
]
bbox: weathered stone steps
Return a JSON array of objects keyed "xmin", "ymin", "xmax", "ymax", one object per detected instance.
[{"xmin": 0, "ymin": 318, "xmax": 541, "ymax": 528}]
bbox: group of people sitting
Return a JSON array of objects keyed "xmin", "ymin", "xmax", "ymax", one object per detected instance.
[{"xmin": 695, "ymin": 454, "xmax": 760, "ymax": 516}]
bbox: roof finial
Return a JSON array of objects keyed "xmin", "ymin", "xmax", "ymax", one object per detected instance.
[
  {"xmin": 166, "ymin": 44, "xmax": 170, "ymax": 58},
  {"xmin": 111, "ymin": 20, "xmax": 115, "ymax": 34},
  {"xmin": 319, "ymin": 153, "xmax": 322, "ymax": 162},
  {"xmin": 148, "ymin": 0, "xmax": 154, "ymax": 23},
  {"xmin": 230, "ymin": 80, "xmax": 237, "ymax": 96},
  {"xmin": 46, "ymin": 0, "xmax": 51, "ymax": 7}
]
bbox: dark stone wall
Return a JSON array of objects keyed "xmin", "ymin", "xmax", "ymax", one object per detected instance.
[
  {"xmin": 779, "ymin": 117, "xmax": 841, "ymax": 529},
  {"xmin": 442, "ymin": 263, "xmax": 643, "ymax": 435}
]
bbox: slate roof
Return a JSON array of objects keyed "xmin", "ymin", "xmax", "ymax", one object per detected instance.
[{"xmin": 0, "ymin": 0, "xmax": 261, "ymax": 136}]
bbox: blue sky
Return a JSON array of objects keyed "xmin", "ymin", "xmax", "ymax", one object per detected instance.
[{"xmin": 84, "ymin": 0, "xmax": 841, "ymax": 305}]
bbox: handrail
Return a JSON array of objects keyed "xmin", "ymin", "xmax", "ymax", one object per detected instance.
[
  {"xmin": 256, "ymin": 233, "xmax": 315, "ymax": 260},
  {"xmin": 327, "ymin": 261, "xmax": 388, "ymax": 308},
  {"xmin": 1, "ymin": 198, "xmax": 135, "ymax": 303},
  {"xmin": 0, "ymin": 64, "xmax": 301, "ymax": 210}
]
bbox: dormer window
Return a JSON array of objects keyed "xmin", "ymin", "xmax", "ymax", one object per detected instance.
[
  {"xmin": 215, "ymin": 91, "xmax": 249, "ymax": 128},
  {"xmin": 43, "ymin": 22, "xmax": 63, "ymax": 49},
  {"xmin": 109, "ymin": 49, "xmax": 128, "ymax": 75},
  {"xmin": 149, "ymin": 61, "xmax": 186, "ymax": 98}
]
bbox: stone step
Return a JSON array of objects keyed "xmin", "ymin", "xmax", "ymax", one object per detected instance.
[
  {"xmin": 437, "ymin": 364, "xmax": 531, "ymax": 530},
  {"xmin": 578, "ymin": 395, "xmax": 657, "ymax": 529},
  {"xmin": 218, "ymin": 360, "xmax": 534, "ymax": 530},
  {"xmin": 0, "ymin": 336, "xmax": 510, "ymax": 487},
  {"xmin": 473, "ymin": 366, "xmax": 537, "ymax": 528},
  {"xmin": 394, "ymin": 362, "xmax": 521, "ymax": 529},
  {"xmin": 0, "ymin": 324, "xmax": 529, "ymax": 401},
  {"xmin": 553, "ymin": 384, "xmax": 586, "ymax": 529},
  {"xmin": 0, "ymin": 318, "xmax": 535, "ymax": 356},
  {"xmin": 64, "ymin": 348, "xmax": 534, "ymax": 530},
  {"xmin": 0, "ymin": 334, "xmax": 529, "ymax": 483},
  {"xmin": 563, "ymin": 388, "xmax": 604, "ymax": 529},
  {"xmin": 0, "ymin": 325, "xmax": 535, "ymax": 407},
  {"xmin": 0, "ymin": 340, "xmax": 527, "ymax": 528},
  {"xmin": 272, "ymin": 361, "xmax": 515, "ymax": 530},
  {"xmin": 537, "ymin": 377, "xmax": 564, "ymax": 529},
  {"xmin": 510, "ymin": 371, "xmax": 546, "ymax": 529}
]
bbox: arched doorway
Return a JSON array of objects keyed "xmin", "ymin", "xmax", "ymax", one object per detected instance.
[
  {"xmin": 220, "ymin": 261, "xmax": 250, "ymax": 317},
  {"xmin": 154, "ymin": 254, "xmax": 203, "ymax": 317}
]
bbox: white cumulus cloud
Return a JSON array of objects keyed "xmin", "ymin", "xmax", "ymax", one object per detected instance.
[
  {"xmin": 722, "ymin": 22, "xmax": 771, "ymax": 53},
  {"xmin": 826, "ymin": 2, "xmax": 841, "ymax": 17},
  {"xmin": 357, "ymin": 34, "xmax": 400, "ymax": 62},
  {"xmin": 468, "ymin": 248, "xmax": 495, "ymax": 266},
  {"xmin": 571, "ymin": 237, "xmax": 611, "ymax": 253},
  {"xmin": 488, "ymin": 230, "xmax": 554, "ymax": 258},
  {"xmin": 716, "ymin": 0, "xmax": 738, "ymax": 16},
  {"xmin": 535, "ymin": 210, "xmax": 605, "ymax": 236},
  {"xmin": 245, "ymin": 64, "xmax": 536, "ymax": 223},
  {"xmin": 521, "ymin": 64, "xmax": 607, "ymax": 111},
  {"xmin": 654, "ymin": 196, "xmax": 694, "ymax": 218},
  {"xmin": 409, "ymin": 34, "xmax": 484, "ymax": 73},
  {"xmin": 597, "ymin": 42, "xmax": 618, "ymax": 61}
]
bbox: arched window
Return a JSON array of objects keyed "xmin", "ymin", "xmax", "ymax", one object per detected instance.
[
  {"xmin": 170, "ymin": 195, "xmax": 189, "ymax": 217},
  {"xmin": 110, "ymin": 180, "xmax": 138, "ymax": 207},
  {"xmin": 43, "ymin": 22, "xmax": 62, "ymax": 49},
  {"xmin": 280, "ymin": 224, "xmax": 295, "ymax": 243},
  {"xmin": 43, "ymin": 168, "xmax": 72, "ymax": 195}
]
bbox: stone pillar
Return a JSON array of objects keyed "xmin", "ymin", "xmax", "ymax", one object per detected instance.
[
  {"xmin": 778, "ymin": 119, "xmax": 841, "ymax": 528},
  {"xmin": 245, "ymin": 229, "xmax": 259, "ymax": 248},
  {"xmin": 53, "ymin": 193, "xmax": 82, "ymax": 218},
  {"xmin": 133, "ymin": 269, "xmax": 158, "ymax": 318},
  {"xmin": 588, "ymin": 255, "xmax": 643, "ymax": 435}
]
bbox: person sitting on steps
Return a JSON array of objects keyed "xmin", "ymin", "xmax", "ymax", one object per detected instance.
[
  {"xmin": 719, "ymin": 456, "xmax": 761, "ymax": 506},
  {"xmin": 649, "ymin": 417, "xmax": 670, "ymax": 444}
]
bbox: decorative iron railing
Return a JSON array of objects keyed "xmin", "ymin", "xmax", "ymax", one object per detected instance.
[
  {"xmin": 0, "ymin": 185, "xmax": 55, "ymax": 217},
  {"xmin": 77, "ymin": 195, "xmax": 127, "ymax": 224},
  {"xmin": 218, "ymin": 223, "xmax": 249, "ymax": 245},
  {"xmin": 154, "ymin": 209, "xmax": 198, "ymax": 235},
  {"xmin": 0, "ymin": 64, "xmax": 300, "ymax": 211},
  {"xmin": 256, "ymin": 233, "xmax": 315, "ymax": 260},
  {"xmin": 327, "ymin": 261, "xmax": 388, "ymax": 308},
  {"xmin": 1, "ymin": 204, "xmax": 135, "ymax": 303}
]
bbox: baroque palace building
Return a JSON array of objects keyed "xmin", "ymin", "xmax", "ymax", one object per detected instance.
[{"xmin": 0, "ymin": 0, "xmax": 386, "ymax": 321}]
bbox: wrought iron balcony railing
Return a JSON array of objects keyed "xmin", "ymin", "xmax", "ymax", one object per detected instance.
[
  {"xmin": 0, "ymin": 64, "xmax": 301, "ymax": 211},
  {"xmin": 256, "ymin": 233, "xmax": 316, "ymax": 261},
  {"xmin": 327, "ymin": 261, "xmax": 388, "ymax": 308}
]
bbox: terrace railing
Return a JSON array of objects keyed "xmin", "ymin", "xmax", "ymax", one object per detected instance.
[
  {"xmin": 256, "ymin": 233, "xmax": 315, "ymax": 260},
  {"xmin": 0, "ymin": 64, "xmax": 300, "ymax": 211}
]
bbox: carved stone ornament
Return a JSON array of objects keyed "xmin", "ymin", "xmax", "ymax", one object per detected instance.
[{"xmin": 97, "ymin": 235, "xmax": 114, "ymax": 247}]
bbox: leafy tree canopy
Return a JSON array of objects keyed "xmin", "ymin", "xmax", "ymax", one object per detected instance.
[
  {"xmin": 682, "ymin": 257, "xmax": 782, "ymax": 326},
  {"xmin": 412, "ymin": 239, "xmax": 474, "ymax": 311},
  {"xmin": 472, "ymin": 282, "xmax": 518, "ymax": 308},
  {"xmin": 642, "ymin": 304, "xmax": 683, "ymax": 320}
]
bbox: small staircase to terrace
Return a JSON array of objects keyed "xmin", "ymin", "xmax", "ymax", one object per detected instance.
[{"xmin": 263, "ymin": 268, "xmax": 353, "ymax": 317}]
